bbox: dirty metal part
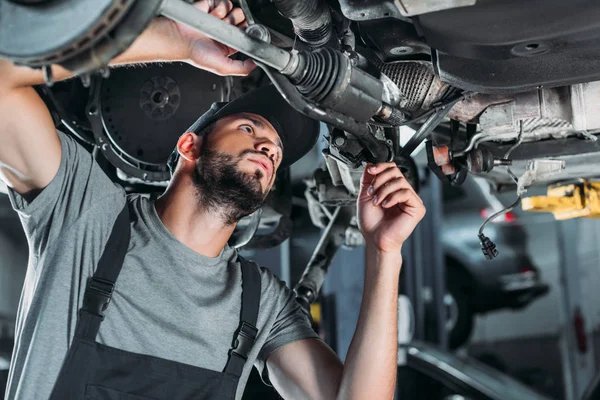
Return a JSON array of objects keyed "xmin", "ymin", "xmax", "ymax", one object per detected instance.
[
  {"xmin": 292, "ymin": 47, "xmax": 384, "ymax": 122},
  {"xmin": 344, "ymin": 225, "xmax": 365, "ymax": 248},
  {"xmin": 448, "ymin": 83, "xmax": 600, "ymax": 146},
  {"xmin": 245, "ymin": 24, "xmax": 272, "ymax": 43},
  {"xmin": 517, "ymin": 159, "xmax": 566, "ymax": 196},
  {"xmin": 464, "ymin": 149, "xmax": 508, "ymax": 174},
  {"xmin": 376, "ymin": 103, "xmax": 408, "ymax": 125},
  {"xmin": 328, "ymin": 132, "xmax": 368, "ymax": 170},
  {"xmin": 419, "ymin": 1, "xmax": 600, "ymax": 93},
  {"xmin": 432, "ymin": 144, "xmax": 509, "ymax": 176},
  {"xmin": 503, "ymin": 122, "xmax": 525, "ymax": 183},
  {"xmin": 337, "ymin": 0, "xmax": 475, "ymax": 21},
  {"xmin": 0, "ymin": 0, "xmax": 133, "ymax": 66},
  {"xmin": 338, "ymin": 0, "xmax": 407, "ymax": 21},
  {"xmin": 375, "ymin": 60, "xmax": 450, "ymax": 113},
  {"xmin": 448, "ymin": 87, "xmax": 572, "ymax": 124},
  {"xmin": 0, "ymin": 0, "xmax": 161, "ymax": 74},
  {"xmin": 571, "ymin": 82, "xmax": 600, "ymax": 131},
  {"xmin": 380, "ymin": 73, "xmax": 405, "ymax": 107},
  {"xmin": 522, "ymin": 180, "xmax": 600, "ymax": 220},
  {"xmin": 401, "ymin": 100, "xmax": 456, "ymax": 156},
  {"xmin": 165, "ymin": 0, "xmax": 391, "ymax": 152},
  {"xmin": 160, "ymin": 0, "xmax": 294, "ymax": 72},
  {"xmin": 88, "ymin": 76, "xmax": 170, "ymax": 182},
  {"xmin": 294, "ymin": 206, "xmax": 344, "ymax": 311},
  {"xmin": 394, "ymin": 0, "xmax": 476, "ymax": 17},
  {"xmin": 430, "ymin": 145, "xmax": 456, "ymax": 175},
  {"xmin": 237, "ymin": 0, "xmax": 256, "ymax": 25},
  {"xmin": 321, "ymin": 147, "xmax": 420, "ymax": 205},
  {"xmin": 260, "ymin": 65, "xmax": 393, "ymax": 163},
  {"xmin": 273, "ymin": 0, "xmax": 332, "ymax": 47},
  {"xmin": 323, "ymin": 151, "xmax": 364, "ymax": 197},
  {"xmin": 478, "ymin": 131, "xmax": 600, "ymax": 187},
  {"xmin": 452, "ymin": 131, "xmax": 490, "ymax": 158},
  {"xmin": 97, "ymin": 63, "xmax": 230, "ymax": 181}
]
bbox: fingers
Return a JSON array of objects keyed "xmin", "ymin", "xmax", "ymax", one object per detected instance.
[
  {"xmin": 371, "ymin": 177, "xmax": 405, "ymax": 206},
  {"xmin": 360, "ymin": 162, "xmax": 402, "ymax": 196},
  {"xmin": 224, "ymin": 7, "xmax": 246, "ymax": 26},
  {"xmin": 368, "ymin": 164, "xmax": 402, "ymax": 195},
  {"xmin": 218, "ymin": 58, "xmax": 256, "ymax": 76},
  {"xmin": 362, "ymin": 162, "xmax": 424, "ymax": 209},
  {"xmin": 381, "ymin": 189, "xmax": 425, "ymax": 217},
  {"xmin": 209, "ymin": 0, "xmax": 233, "ymax": 19}
]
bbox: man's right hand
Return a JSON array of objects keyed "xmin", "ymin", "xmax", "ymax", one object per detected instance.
[{"xmin": 156, "ymin": 0, "xmax": 256, "ymax": 76}]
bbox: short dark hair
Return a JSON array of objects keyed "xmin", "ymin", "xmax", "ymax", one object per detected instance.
[{"xmin": 167, "ymin": 121, "xmax": 217, "ymax": 175}]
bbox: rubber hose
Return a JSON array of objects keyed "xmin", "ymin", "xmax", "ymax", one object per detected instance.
[{"xmin": 273, "ymin": 0, "xmax": 332, "ymax": 46}]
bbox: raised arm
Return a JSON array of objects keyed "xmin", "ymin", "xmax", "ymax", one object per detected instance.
[
  {"xmin": 0, "ymin": 0, "xmax": 254, "ymax": 196},
  {"xmin": 266, "ymin": 162, "xmax": 425, "ymax": 399}
]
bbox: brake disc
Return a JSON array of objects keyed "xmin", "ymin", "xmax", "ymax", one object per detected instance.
[
  {"xmin": 91, "ymin": 63, "xmax": 231, "ymax": 181},
  {"xmin": 0, "ymin": 0, "xmax": 161, "ymax": 73}
]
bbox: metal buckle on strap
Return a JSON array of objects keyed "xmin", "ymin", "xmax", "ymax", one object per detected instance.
[
  {"xmin": 232, "ymin": 322, "xmax": 258, "ymax": 360},
  {"xmin": 83, "ymin": 277, "xmax": 114, "ymax": 319}
]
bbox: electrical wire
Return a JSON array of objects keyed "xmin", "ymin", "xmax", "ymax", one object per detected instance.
[
  {"xmin": 478, "ymin": 195, "xmax": 522, "ymax": 236},
  {"xmin": 480, "ymin": 121, "xmax": 524, "ymax": 233},
  {"xmin": 504, "ymin": 121, "xmax": 525, "ymax": 183},
  {"xmin": 477, "ymin": 121, "xmax": 525, "ymax": 259}
]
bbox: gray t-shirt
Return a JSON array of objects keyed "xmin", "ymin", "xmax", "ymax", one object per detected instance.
[{"xmin": 5, "ymin": 131, "xmax": 318, "ymax": 400}]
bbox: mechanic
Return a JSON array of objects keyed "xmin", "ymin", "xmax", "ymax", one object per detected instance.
[{"xmin": 0, "ymin": 1, "xmax": 425, "ymax": 399}]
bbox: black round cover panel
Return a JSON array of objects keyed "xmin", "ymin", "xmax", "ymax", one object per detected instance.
[
  {"xmin": 100, "ymin": 63, "xmax": 229, "ymax": 165},
  {"xmin": 0, "ymin": 0, "xmax": 122, "ymax": 60}
]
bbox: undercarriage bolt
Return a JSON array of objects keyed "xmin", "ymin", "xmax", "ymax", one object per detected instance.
[
  {"xmin": 493, "ymin": 158, "xmax": 513, "ymax": 166},
  {"xmin": 333, "ymin": 136, "xmax": 347, "ymax": 147}
]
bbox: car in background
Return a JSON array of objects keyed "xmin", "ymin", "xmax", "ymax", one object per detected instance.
[
  {"xmin": 397, "ymin": 341, "xmax": 551, "ymax": 400},
  {"xmin": 441, "ymin": 177, "xmax": 549, "ymax": 349}
]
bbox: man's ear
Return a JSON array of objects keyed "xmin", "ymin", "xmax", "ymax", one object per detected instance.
[{"xmin": 177, "ymin": 132, "xmax": 203, "ymax": 165}]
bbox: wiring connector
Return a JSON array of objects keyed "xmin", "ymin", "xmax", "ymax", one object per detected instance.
[{"xmin": 478, "ymin": 233, "xmax": 499, "ymax": 260}]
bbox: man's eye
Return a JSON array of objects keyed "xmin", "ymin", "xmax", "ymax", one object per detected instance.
[{"xmin": 240, "ymin": 125, "xmax": 253, "ymax": 134}]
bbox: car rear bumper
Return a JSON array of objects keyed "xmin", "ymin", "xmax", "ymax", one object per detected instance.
[{"xmin": 499, "ymin": 271, "xmax": 550, "ymax": 309}]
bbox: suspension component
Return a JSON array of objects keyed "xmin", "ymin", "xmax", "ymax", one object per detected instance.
[
  {"xmin": 273, "ymin": 0, "xmax": 333, "ymax": 47},
  {"xmin": 290, "ymin": 48, "xmax": 383, "ymax": 122},
  {"xmin": 427, "ymin": 143, "xmax": 510, "ymax": 179}
]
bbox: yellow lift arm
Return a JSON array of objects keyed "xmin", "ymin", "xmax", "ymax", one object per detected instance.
[{"xmin": 522, "ymin": 180, "xmax": 600, "ymax": 220}]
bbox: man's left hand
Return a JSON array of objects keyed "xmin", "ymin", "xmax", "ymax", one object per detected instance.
[{"xmin": 357, "ymin": 162, "xmax": 426, "ymax": 253}]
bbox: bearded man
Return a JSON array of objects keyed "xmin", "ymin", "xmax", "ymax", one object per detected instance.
[{"xmin": 0, "ymin": 1, "xmax": 425, "ymax": 399}]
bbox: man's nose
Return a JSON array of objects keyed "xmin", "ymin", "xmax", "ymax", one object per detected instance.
[{"xmin": 254, "ymin": 139, "xmax": 278, "ymax": 161}]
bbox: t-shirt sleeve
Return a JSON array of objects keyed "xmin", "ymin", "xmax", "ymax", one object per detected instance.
[
  {"xmin": 7, "ymin": 130, "xmax": 124, "ymax": 259},
  {"xmin": 254, "ymin": 267, "xmax": 320, "ymax": 384}
]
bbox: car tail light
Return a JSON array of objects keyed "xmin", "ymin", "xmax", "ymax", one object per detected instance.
[
  {"xmin": 520, "ymin": 265, "xmax": 534, "ymax": 274},
  {"xmin": 480, "ymin": 208, "xmax": 518, "ymax": 224}
]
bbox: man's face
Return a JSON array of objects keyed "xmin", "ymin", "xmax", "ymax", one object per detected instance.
[
  {"xmin": 191, "ymin": 113, "xmax": 283, "ymax": 225},
  {"xmin": 207, "ymin": 113, "xmax": 283, "ymax": 192}
]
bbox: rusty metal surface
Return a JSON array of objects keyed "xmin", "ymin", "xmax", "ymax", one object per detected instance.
[{"xmin": 395, "ymin": 0, "xmax": 477, "ymax": 17}]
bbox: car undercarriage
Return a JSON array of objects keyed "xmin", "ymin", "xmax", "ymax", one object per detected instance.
[{"xmin": 1, "ymin": 0, "xmax": 598, "ymax": 307}]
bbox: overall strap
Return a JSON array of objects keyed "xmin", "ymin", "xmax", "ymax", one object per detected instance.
[
  {"xmin": 75, "ymin": 202, "xmax": 131, "ymax": 341},
  {"xmin": 223, "ymin": 256, "xmax": 261, "ymax": 377}
]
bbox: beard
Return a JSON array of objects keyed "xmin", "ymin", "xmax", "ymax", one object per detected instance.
[{"xmin": 193, "ymin": 143, "xmax": 269, "ymax": 226}]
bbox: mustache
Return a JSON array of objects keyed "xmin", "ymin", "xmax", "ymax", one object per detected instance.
[{"xmin": 239, "ymin": 149, "xmax": 275, "ymax": 173}]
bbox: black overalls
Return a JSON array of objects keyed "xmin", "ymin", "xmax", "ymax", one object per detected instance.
[{"xmin": 49, "ymin": 205, "xmax": 261, "ymax": 399}]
